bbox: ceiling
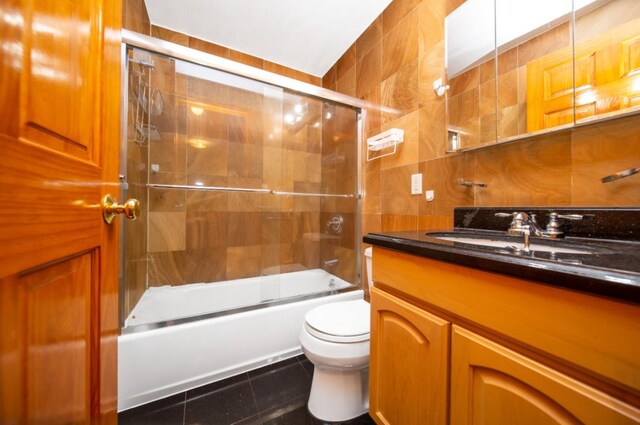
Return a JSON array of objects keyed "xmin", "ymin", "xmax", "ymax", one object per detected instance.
[{"xmin": 144, "ymin": 0, "xmax": 392, "ymax": 77}]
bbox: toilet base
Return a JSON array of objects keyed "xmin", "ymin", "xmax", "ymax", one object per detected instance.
[{"xmin": 307, "ymin": 366, "xmax": 369, "ymax": 422}]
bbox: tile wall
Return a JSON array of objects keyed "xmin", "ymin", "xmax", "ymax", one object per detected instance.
[{"xmin": 322, "ymin": 0, "xmax": 640, "ymax": 249}]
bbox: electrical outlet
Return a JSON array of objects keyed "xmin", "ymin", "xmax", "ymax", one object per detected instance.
[{"xmin": 411, "ymin": 173, "xmax": 422, "ymax": 195}]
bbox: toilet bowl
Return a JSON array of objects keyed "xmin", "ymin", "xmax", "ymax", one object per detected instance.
[{"xmin": 300, "ymin": 247, "xmax": 373, "ymax": 422}]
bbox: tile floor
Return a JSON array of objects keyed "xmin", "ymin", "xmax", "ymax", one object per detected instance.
[{"xmin": 119, "ymin": 355, "xmax": 375, "ymax": 425}]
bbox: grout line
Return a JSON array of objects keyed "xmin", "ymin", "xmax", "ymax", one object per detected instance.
[
  {"xmin": 297, "ymin": 355, "xmax": 314, "ymax": 379},
  {"xmin": 246, "ymin": 373, "xmax": 263, "ymax": 423},
  {"xmin": 296, "ymin": 355, "xmax": 311, "ymax": 378},
  {"xmin": 255, "ymin": 395, "xmax": 309, "ymax": 424},
  {"xmin": 181, "ymin": 391, "xmax": 187, "ymax": 425}
]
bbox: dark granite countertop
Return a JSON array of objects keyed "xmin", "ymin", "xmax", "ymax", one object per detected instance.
[{"xmin": 363, "ymin": 208, "xmax": 640, "ymax": 304}]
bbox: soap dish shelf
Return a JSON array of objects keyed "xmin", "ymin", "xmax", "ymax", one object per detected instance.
[{"xmin": 367, "ymin": 128, "xmax": 404, "ymax": 161}]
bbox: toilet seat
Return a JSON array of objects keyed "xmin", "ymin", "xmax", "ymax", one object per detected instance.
[{"xmin": 304, "ymin": 299, "xmax": 370, "ymax": 343}]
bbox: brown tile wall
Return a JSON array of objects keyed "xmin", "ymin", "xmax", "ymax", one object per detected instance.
[
  {"xmin": 123, "ymin": 0, "xmax": 151, "ymax": 35},
  {"xmin": 142, "ymin": 61, "xmax": 331, "ymax": 288},
  {"xmin": 323, "ymin": 0, "xmax": 640, "ymax": 284}
]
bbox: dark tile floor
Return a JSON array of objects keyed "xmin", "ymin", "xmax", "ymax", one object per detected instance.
[{"xmin": 119, "ymin": 355, "xmax": 375, "ymax": 425}]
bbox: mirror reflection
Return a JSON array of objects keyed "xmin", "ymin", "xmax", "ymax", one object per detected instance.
[
  {"xmin": 445, "ymin": 0, "xmax": 496, "ymax": 151},
  {"xmin": 574, "ymin": 0, "xmax": 640, "ymax": 124},
  {"xmin": 495, "ymin": 0, "xmax": 574, "ymax": 140},
  {"xmin": 446, "ymin": 0, "xmax": 640, "ymax": 151}
]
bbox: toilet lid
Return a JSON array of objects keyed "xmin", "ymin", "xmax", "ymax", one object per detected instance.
[{"xmin": 304, "ymin": 299, "xmax": 370, "ymax": 343}]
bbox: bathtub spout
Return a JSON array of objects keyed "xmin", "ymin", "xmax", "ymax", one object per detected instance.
[{"xmin": 324, "ymin": 259, "xmax": 339, "ymax": 268}]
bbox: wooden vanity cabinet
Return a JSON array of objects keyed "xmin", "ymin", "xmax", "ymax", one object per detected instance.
[
  {"xmin": 451, "ymin": 326, "xmax": 638, "ymax": 424},
  {"xmin": 369, "ymin": 287, "xmax": 449, "ymax": 424},
  {"xmin": 369, "ymin": 247, "xmax": 640, "ymax": 424}
]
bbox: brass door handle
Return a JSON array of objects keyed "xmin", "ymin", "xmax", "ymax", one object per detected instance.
[{"xmin": 101, "ymin": 194, "xmax": 140, "ymax": 224}]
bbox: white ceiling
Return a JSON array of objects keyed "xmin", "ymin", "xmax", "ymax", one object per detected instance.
[{"xmin": 144, "ymin": 0, "xmax": 392, "ymax": 77}]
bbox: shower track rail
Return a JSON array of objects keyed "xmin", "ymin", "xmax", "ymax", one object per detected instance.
[
  {"xmin": 147, "ymin": 183, "xmax": 355, "ymax": 198},
  {"xmin": 121, "ymin": 29, "xmax": 367, "ymax": 110}
]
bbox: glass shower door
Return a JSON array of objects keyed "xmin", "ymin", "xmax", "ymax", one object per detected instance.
[{"xmin": 122, "ymin": 46, "xmax": 359, "ymax": 331}]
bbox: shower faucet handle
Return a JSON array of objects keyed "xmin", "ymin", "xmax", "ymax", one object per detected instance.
[{"xmin": 326, "ymin": 215, "xmax": 344, "ymax": 234}]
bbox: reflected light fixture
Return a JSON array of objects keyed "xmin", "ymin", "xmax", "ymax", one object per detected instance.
[
  {"xmin": 190, "ymin": 106, "xmax": 204, "ymax": 115},
  {"xmin": 284, "ymin": 113, "xmax": 295, "ymax": 124},
  {"xmin": 189, "ymin": 138, "xmax": 210, "ymax": 149}
]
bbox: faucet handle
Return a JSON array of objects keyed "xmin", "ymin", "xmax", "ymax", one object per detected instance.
[
  {"xmin": 545, "ymin": 212, "xmax": 586, "ymax": 238},
  {"xmin": 557, "ymin": 213, "xmax": 585, "ymax": 221},
  {"xmin": 495, "ymin": 211, "xmax": 529, "ymax": 223},
  {"xmin": 495, "ymin": 212, "xmax": 530, "ymax": 236},
  {"xmin": 495, "ymin": 212, "xmax": 516, "ymax": 218}
]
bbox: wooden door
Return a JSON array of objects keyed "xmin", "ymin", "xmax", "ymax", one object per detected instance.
[
  {"xmin": 450, "ymin": 326, "xmax": 640, "ymax": 424},
  {"xmin": 527, "ymin": 17, "xmax": 640, "ymax": 131},
  {"xmin": 526, "ymin": 44, "xmax": 575, "ymax": 132},
  {"xmin": 0, "ymin": 0, "xmax": 122, "ymax": 423},
  {"xmin": 369, "ymin": 287, "xmax": 449, "ymax": 425}
]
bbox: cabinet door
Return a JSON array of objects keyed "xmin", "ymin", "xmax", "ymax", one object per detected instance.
[
  {"xmin": 451, "ymin": 326, "xmax": 640, "ymax": 424},
  {"xmin": 370, "ymin": 287, "xmax": 449, "ymax": 425}
]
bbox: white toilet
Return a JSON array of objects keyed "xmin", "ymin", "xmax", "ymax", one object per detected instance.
[{"xmin": 299, "ymin": 247, "xmax": 373, "ymax": 422}]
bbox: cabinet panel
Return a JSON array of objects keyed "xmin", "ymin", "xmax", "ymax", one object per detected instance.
[
  {"xmin": 451, "ymin": 326, "xmax": 640, "ymax": 424},
  {"xmin": 20, "ymin": 0, "xmax": 100, "ymax": 162},
  {"xmin": 370, "ymin": 287, "xmax": 449, "ymax": 425}
]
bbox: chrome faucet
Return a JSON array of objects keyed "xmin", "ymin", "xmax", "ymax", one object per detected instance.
[
  {"xmin": 495, "ymin": 211, "xmax": 586, "ymax": 251},
  {"xmin": 495, "ymin": 212, "xmax": 536, "ymax": 250}
]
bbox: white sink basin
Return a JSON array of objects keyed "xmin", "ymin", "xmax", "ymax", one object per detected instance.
[{"xmin": 435, "ymin": 236, "xmax": 593, "ymax": 255}]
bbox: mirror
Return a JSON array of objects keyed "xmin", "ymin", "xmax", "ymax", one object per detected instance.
[
  {"xmin": 573, "ymin": 0, "xmax": 640, "ymax": 125},
  {"xmin": 495, "ymin": 0, "xmax": 574, "ymax": 141},
  {"xmin": 445, "ymin": 0, "xmax": 496, "ymax": 151},
  {"xmin": 446, "ymin": 0, "xmax": 640, "ymax": 151}
]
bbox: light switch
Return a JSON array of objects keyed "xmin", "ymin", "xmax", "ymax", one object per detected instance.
[{"xmin": 411, "ymin": 173, "xmax": 422, "ymax": 195}]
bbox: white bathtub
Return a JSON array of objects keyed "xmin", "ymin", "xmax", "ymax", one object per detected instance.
[{"xmin": 118, "ymin": 269, "xmax": 362, "ymax": 411}]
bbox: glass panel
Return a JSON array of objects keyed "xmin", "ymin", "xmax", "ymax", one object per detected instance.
[
  {"xmin": 122, "ymin": 47, "xmax": 359, "ymax": 330},
  {"xmin": 445, "ymin": 0, "xmax": 496, "ymax": 150},
  {"xmin": 496, "ymin": 0, "xmax": 574, "ymax": 140},
  {"xmin": 574, "ymin": 0, "xmax": 640, "ymax": 124}
]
